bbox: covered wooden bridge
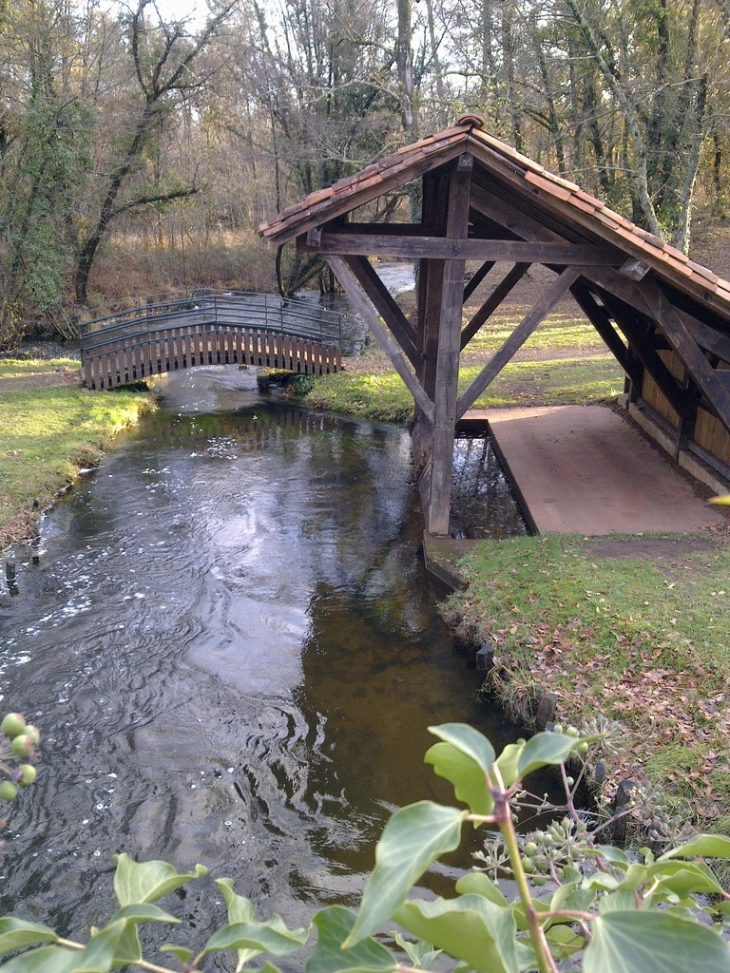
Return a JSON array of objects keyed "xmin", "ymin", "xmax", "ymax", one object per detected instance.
[{"xmin": 259, "ymin": 116, "xmax": 730, "ymax": 536}]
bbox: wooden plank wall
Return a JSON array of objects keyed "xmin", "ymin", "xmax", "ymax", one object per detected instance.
[
  {"xmin": 640, "ymin": 348, "xmax": 730, "ymax": 473},
  {"xmin": 82, "ymin": 324, "xmax": 341, "ymax": 390}
]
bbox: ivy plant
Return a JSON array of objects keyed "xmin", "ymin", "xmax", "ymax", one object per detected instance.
[{"xmin": 1, "ymin": 722, "xmax": 730, "ymax": 972}]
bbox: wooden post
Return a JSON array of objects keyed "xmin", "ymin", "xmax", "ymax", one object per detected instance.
[{"xmin": 427, "ymin": 153, "xmax": 473, "ymax": 535}]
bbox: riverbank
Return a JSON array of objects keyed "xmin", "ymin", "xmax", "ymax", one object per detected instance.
[
  {"xmin": 301, "ymin": 325, "xmax": 730, "ymax": 834},
  {"xmin": 0, "ymin": 359, "xmax": 155, "ymax": 547}
]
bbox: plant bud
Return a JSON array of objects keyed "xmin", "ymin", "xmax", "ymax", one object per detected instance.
[
  {"xmin": 24, "ymin": 726, "xmax": 40, "ymax": 746},
  {"xmin": 11, "ymin": 736, "xmax": 33, "ymax": 758},
  {"xmin": 17, "ymin": 765, "xmax": 36, "ymax": 787},
  {"xmin": 0, "ymin": 781, "xmax": 18, "ymax": 802},
  {"xmin": 1, "ymin": 714, "xmax": 26, "ymax": 739}
]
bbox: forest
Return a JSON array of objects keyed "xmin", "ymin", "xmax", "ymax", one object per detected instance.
[{"xmin": 2, "ymin": 0, "xmax": 730, "ymax": 345}]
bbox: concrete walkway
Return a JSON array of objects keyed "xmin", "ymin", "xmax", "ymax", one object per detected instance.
[{"xmin": 466, "ymin": 405, "xmax": 727, "ymax": 535}]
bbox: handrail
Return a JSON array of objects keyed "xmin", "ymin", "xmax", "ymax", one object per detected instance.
[{"xmin": 81, "ymin": 290, "xmax": 342, "ymax": 349}]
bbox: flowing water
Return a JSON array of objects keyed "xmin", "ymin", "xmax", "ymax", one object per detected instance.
[{"xmin": 0, "ymin": 366, "xmax": 524, "ymax": 953}]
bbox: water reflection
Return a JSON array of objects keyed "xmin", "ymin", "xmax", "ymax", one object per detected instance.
[{"xmin": 0, "ymin": 366, "xmax": 518, "ymax": 944}]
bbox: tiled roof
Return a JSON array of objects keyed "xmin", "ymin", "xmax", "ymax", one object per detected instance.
[{"xmin": 258, "ymin": 118, "xmax": 730, "ymax": 315}]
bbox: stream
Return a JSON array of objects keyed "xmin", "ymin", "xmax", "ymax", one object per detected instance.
[{"xmin": 0, "ymin": 365, "xmax": 523, "ymax": 956}]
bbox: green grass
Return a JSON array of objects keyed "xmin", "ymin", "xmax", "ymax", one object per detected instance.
[
  {"xmin": 442, "ymin": 535, "xmax": 730, "ymax": 824},
  {"xmin": 304, "ymin": 357, "xmax": 623, "ymax": 423},
  {"xmin": 0, "ymin": 360, "xmax": 154, "ymax": 545},
  {"xmin": 463, "ymin": 309, "xmax": 613, "ymax": 352}
]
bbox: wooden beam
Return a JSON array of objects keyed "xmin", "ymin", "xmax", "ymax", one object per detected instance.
[
  {"xmin": 309, "ymin": 233, "xmax": 623, "ymax": 264},
  {"xmin": 417, "ymin": 169, "xmax": 450, "ymax": 406},
  {"xmin": 456, "ymin": 267, "xmax": 580, "ymax": 419},
  {"xmin": 326, "ymin": 254, "xmax": 434, "ymax": 423},
  {"xmin": 569, "ymin": 280, "xmax": 640, "ymax": 384},
  {"xmin": 463, "ymin": 260, "xmax": 495, "ymax": 302},
  {"xmin": 586, "ymin": 266, "xmax": 730, "ymax": 365},
  {"xmin": 638, "ymin": 277, "xmax": 730, "ymax": 433},
  {"xmin": 342, "ymin": 255, "xmax": 418, "ymax": 368},
  {"xmin": 428, "ymin": 153, "xmax": 473, "ymax": 535},
  {"xmin": 599, "ymin": 291, "xmax": 694, "ymax": 418},
  {"xmin": 461, "ymin": 263, "xmax": 531, "ymax": 349},
  {"xmin": 470, "ymin": 182, "xmax": 568, "ymax": 244},
  {"xmin": 681, "ymin": 315, "xmax": 730, "ymax": 364},
  {"xmin": 264, "ymin": 139, "xmax": 466, "ymax": 246}
]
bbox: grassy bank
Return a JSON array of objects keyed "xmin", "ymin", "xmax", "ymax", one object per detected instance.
[
  {"xmin": 0, "ymin": 359, "xmax": 155, "ymax": 547},
  {"xmin": 441, "ymin": 534, "xmax": 730, "ymax": 829},
  {"xmin": 303, "ymin": 355, "xmax": 623, "ymax": 423}
]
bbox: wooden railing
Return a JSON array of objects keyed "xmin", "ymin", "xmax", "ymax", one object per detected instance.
[{"xmin": 80, "ymin": 292, "xmax": 343, "ymax": 390}]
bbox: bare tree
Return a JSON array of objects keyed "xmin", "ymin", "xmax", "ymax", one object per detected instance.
[{"xmin": 73, "ymin": 0, "xmax": 237, "ymax": 305}]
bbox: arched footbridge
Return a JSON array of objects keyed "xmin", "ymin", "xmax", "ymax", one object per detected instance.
[{"xmin": 80, "ymin": 291, "xmax": 343, "ymax": 390}]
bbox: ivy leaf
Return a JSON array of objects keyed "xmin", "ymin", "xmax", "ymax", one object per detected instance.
[
  {"xmin": 202, "ymin": 918, "xmax": 309, "ymax": 957},
  {"xmin": 343, "ymin": 802, "xmax": 466, "ymax": 948},
  {"xmin": 0, "ymin": 918, "xmax": 58, "ymax": 955},
  {"xmin": 0, "ymin": 945, "xmax": 81, "ymax": 972},
  {"xmin": 424, "ymin": 743, "xmax": 493, "ymax": 817},
  {"xmin": 97, "ymin": 920, "xmax": 142, "ymax": 967},
  {"xmin": 658, "ymin": 835, "xmax": 730, "ymax": 861},
  {"xmin": 427, "ymin": 724, "xmax": 496, "ymax": 775},
  {"xmin": 517, "ymin": 733, "xmax": 582, "ymax": 779},
  {"xmin": 455, "ymin": 872, "xmax": 510, "ymax": 907},
  {"xmin": 306, "ymin": 907, "xmax": 395, "ymax": 973},
  {"xmin": 215, "ymin": 878, "xmax": 261, "ymax": 972},
  {"xmin": 646, "ymin": 861, "xmax": 724, "ymax": 898},
  {"xmin": 585, "ymin": 911, "xmax": 730, "ymax": 973},
  {"xmin": 495, "ymin": 742, "xmax": 523, "ymax": 788},
  {"xmin": 113, "ymin": 854, "xmax": 207, "ymax": 906},
  {"xmin": 394, "ymin": 894, "xmax": 521, "ymax": 973},
  {"xmin": 159, "ymin": 945, "xmax": 194, "ymax": 963},
  {"xmin": 108, "ymin": 904, "xmax": 180, "ymax": 926},
  {"xmin": 389, "ymin": 930, "xmax": 441, "ymax": 969}
]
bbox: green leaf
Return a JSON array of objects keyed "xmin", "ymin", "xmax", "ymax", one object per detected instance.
[
  {"xmin": 202, "ymin": 918, "xmax": 309, "ymax": 956},
  {"xmin": 0, "ymin": 945, "xmax": 81, "ymax": 973},
  {"xmin": 517, "ymin": 733, "xmax": 582, "ymax": 778},
  {"xmin": 0, "ymin": 919, "xmax": 58, "ymax": 956},
  {"xmin": 545, "ymin": 923, "xmax": 584, "ymax": 954},
  {"xmin": 427, "ymin": 724, "xmax": 496, "ymax": 775},
  {"xmin": 216, "ymin": 879, "xmax": 257, "ymax": 924},
  {"xmin": 113, "ymin": 854, "xmax": 207, "ymax": 906},
  {"xmin": 394, "ymin": 894, "xmax": 521, "ymax": 973},
  {"xmin": 659, "ymin": 835, "xmax": 730, "ymax": 861},
  {"xmin": 108, "ymin": 904, "xmax": 180, "ymax": 926},
  {"xmin": 455, "ymin": 872, "xmax": 510, "ymax": 907},
  {"xmin": 424, "ymin": 743, "xmax": 493, "ymax": 817},
  {"xmin": 98, "ymin": 920, "xmax": 141, "ymax": 967},
  {"xmin": 615, "ymin": 863, "xmax": 650, "ymax": 892},
  {"xmin": 495, "ymin": 742, "xmax": 523, "ymax": 788},
  {"xmin": 343, "ymin": 802, "xmax": 466, "ymax": 947},
  {"xmin": 160, "ymin": 945, "xmax": 194, "ymax": 963},
  {"xmin": 307, "ymin": 907, "xmax": 395, "ymax": 973},
  {"xmin": 389, "ymin": 930, "xmax": 441, "ymax": 969},
  {"xmin": 587, "ymin": 845, "xmax": 631, "ymax": 868},
  {"xmin": 646, "ymin": 860, "xmax": 724, "ymax": 898},
  {"xmin": 549, "ymin": 883, "xmax": 596, "ymax": 916},
  {"xmin": 585, "ymin": 911, "xmax": 730, "ymax": 973},
  {"xmin": 215, "ymin": 879, "xmax": 261, "ymax": 972}
]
